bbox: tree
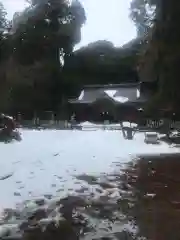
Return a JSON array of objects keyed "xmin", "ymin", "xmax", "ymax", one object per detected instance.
[
  {"xmin": 130, "ymin": 0, "xmax": 156, "ymax": 36},
  {"xmin": 0, "ymin": 2, "xmax": 8, "ymax": 62},
  {"xmin": 134, "ymin": 0, "xmax": 180, "ymax": 114},
  {"xmin": 62, "ymin": 40, "xmax": 140, "ymax": 94},
  {"xmin": 5, "ymin": 0, "xmax": 86, "ymax": 112},
  {"xmin": 12, "ymin": 0, "xmax": 86, "ymax": 64},
  {"xmin": 0, "ymin": 0, "xmax": 86, "ymax": 114},
  {"xmin": 0, "ymin": 2, "xmax": 7, "ymax": 29}
]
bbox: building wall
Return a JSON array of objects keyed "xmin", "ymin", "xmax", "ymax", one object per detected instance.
[{"xmin": 71, "ymin": 101, "xmax": 142, "ymax": 123}]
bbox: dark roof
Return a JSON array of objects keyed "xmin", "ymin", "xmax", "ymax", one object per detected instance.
[
  {"xmin": 69, "ymin": 83, "xmax": 147, "ymax": 105},
  {"xmin": 83, "ymin": 82, "xmax": 140, "ymax": 89}
]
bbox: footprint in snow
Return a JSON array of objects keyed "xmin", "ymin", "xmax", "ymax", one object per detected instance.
[
  {"xmin": 53, "ymin": 153, "xmax": 59, "ymax": 157},
  {"xmin": 0, "ymin": 172, "xmax": 13, "ymax": 181}
]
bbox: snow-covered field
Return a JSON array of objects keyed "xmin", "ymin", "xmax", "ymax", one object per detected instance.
[{"xmin": 0, "ymin": 129, "xmax": 179, "ymax": 209}]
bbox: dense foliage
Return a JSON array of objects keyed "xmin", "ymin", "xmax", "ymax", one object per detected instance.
[
  {"xmin": 62, "ymin": 40, "xmax": 140, "ymax": 97},
  {"xmin": 0, "ymin": 0, "xmax": 86, "ymax": 114}
]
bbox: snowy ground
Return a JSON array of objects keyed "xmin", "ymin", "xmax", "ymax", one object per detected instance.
[{"xmin": 0, "ymin": 129, "xmax": 179, "ymax": 209}]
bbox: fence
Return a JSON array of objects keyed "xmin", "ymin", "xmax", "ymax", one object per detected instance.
[
  {"xmin": 20, "ymin": 119, "xmax": 71, "ymax": 129},
  {"xmin": 16, "ymin": 114, "xmax": 180, "ymax": 131},
  {"xmin": 146, "ymin": 119, "xmax": 180, "ymax": 130}
]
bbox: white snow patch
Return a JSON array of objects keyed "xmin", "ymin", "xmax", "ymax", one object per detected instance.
[
  {"xmin": 113, "ymin": 96, "xmax": 129, "ymax": 103},
  {"xmin": 78, "ymin": 90, "xmax": 84, "ymax": 100},
  {"xmin": 0, "ymin": 129, "xmax": 179, "ymax": 208},
  {"xmin": 104, "ymin": 90, "xmax": 117, "ymax": 98}
]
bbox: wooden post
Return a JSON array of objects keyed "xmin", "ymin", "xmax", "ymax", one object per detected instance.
[{"xmin": 120, "ymin": 121, "xmax": 127, "ymax": 139}]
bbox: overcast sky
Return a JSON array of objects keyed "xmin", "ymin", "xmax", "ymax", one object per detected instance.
[{"xmin": 2, "ymin": 0, "xmax": 137, "ymax": 48}]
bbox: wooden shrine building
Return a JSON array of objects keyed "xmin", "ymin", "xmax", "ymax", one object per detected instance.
[{"xmin": 69, "ymin": 83, "xmax": 149, "ymax": 123}]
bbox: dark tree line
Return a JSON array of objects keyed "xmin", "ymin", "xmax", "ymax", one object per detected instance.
[{"xmin": 62, "ymin": 40, "xmax": 141, "ymax": 97}]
